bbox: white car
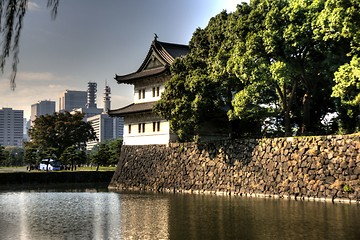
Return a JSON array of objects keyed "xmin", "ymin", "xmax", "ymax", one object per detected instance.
[{"xmin": 39, "ymin": 159, "xmax": 61, "ymax": 171}]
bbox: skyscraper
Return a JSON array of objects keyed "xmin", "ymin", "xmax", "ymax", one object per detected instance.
[
  {"xmin": 30, "ymin": 100, "xmax": 56, "ymax": 125},
  {"xmin": 86, "ymin": 82, "xmax": 97, "ymax": 108},
  {"xmin": 0, "ymin": 108, "xmax": 24, "ymax": 147},
  {"xmin": 58, "ymin": 90, "xmax": 87, "ymax": 113},
  {"xmin": 86, "ymin": 82, "xmax": 123, "ymax": 150},
  {"xmin": 69, "ymin": 82, "xmax": 103, "ymax": 119}
]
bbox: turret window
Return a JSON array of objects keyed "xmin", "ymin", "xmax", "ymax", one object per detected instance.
[
  {"xmin": 138, "ymin": 123, "xmax": 146, "ymax": 133},
  {"xmin": 153, "ymin": 121, "xmax": 160, "ymax": 132},
  {"xmin": 138, "ymin": 89, "xmax": 145, "ymax": 99},
  {"xmin": 152, "ymin": 86, "xmax": 160, "ymax": 97}
]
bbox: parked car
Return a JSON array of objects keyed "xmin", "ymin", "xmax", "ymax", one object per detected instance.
[{"xmin": 39, "ymin": 159, "xmax": 61, "ymax": 171}]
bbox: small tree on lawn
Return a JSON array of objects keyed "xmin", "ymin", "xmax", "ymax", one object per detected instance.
[
  {"xmin": 60, "ymin": 146, "xmax": 86, "ymax": 171},
  {"xmin": 24, "ymin": 146, "xmax": 38, "ymax": 170},
  {"xmin": 0, "ymin": 145, "xmax": 6, "ymax": 166},
  {"xmin": 91, "ymin": 144, "xmax": 110, "ymax": 171},
  {"xmin": 107, "ymin": 139, "xmax": 123, "ymax": 166}
]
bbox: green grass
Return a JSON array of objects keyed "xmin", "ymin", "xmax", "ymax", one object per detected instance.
[{"xmin": 76, "ymin": 166, "xmax": 116, "ymax": 171}]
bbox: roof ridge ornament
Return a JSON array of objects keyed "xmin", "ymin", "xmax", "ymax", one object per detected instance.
[{"xmin": 154, "ymin": 33, "xmax": 158, "ymax": 41}]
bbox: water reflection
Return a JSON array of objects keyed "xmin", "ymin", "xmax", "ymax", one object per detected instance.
[
  {"xmin": 168, "ymin": 195, "xmax": 360, "ymax": 240},
  {"xmin": 119, "ymin": 194, "xmax": 169, "ymax": 239},
  {"xmin": 0, "ymin": 191, "xmax": 120, "ymax": 239},
  {"xmin": 0, "ymin": 190, "xmax": 359, "ymax": 240}
]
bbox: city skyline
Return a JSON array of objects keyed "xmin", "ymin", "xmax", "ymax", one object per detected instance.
[{"xmin": 0, "ymin": 0, "xmax": 245, "ymax": 119}]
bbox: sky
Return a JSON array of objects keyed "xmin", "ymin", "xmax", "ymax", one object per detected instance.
[{"xmin": 0, "ymin": 0, "xmax": 248, "ymax": 119}]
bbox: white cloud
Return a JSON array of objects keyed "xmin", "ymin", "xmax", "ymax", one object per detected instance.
[
  {"xmin": 16, "ymin": 71, "xmax": 55, "ymax": 81},
  {"xmin": 0, "ymin": 72, "xmax": 73, "ymax": 118}
]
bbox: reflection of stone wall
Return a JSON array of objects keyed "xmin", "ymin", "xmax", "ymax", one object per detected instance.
[{"xmin": 109, "ymin": 134, "xmax": 360, "ymax": 203}]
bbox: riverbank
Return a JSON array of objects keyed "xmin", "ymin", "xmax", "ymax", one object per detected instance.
[{"xmin": 0, "ymin": 171, "xmax": 114, "ymax": 190}]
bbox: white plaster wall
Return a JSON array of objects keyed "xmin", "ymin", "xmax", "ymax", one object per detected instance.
[
  {"xmin": 123, "ymin": 121, "xmax": 171, "ymax": 145},
  {"xmin": 133, "ymin": 85, "xmax": 164, "ymax": 104}
]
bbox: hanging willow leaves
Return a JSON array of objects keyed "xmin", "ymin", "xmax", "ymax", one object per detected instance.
[{"xmin": 0, "ymin": 0, "xmax": 59, "ymax": 90}]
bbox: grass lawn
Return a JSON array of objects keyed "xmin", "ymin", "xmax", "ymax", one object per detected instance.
[{"xmin": 76, "ymin": 166, "xmax": 116, "ymax": 171}]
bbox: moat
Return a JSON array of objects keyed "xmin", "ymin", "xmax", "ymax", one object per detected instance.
[{"xmin": 0, "ymin": 188, "xmax": 359, "ymax": 240}]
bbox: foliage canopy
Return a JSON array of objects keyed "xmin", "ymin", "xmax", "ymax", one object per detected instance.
[
  {"xmin": 28, "ymin": 111, "xmax": 97, "ymax": 159},
  {"xmin": 155, "ymin": 0, "xmax": 360, "ymax": 141}
]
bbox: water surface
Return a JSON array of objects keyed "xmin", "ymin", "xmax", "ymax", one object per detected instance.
[{"xmin": 0, "ymin": 189, "xmax": 359, "ymax": 239}]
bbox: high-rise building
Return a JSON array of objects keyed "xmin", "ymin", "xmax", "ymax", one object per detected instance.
[
  {"xmin": 86, "ymin": 114, "xmax": 124, "ymax": 150},
  {"xmin": 58, "ymin": 90, "xmax": 87, "ymax": 113},
  {"xmin": 30, "ymin": 100, "xmax": 56, "ymax": 125},
  {"xmin": 86, "ymin": 82, "xmax": 97, "ymax": 108},
  {"xmin": 70, "ymin": 82, "xmax": 103, "ymax": 119},
  {"xmin": 0, "ymin": 108, "xmax": 24, "ymax": 147},
  {"xmin": 86, "ymin": 82, "xmax": 123, "ymax": 150}
]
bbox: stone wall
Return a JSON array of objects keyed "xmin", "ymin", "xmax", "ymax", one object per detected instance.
[{"xmin": 109, "ymin": 134, "xmax": 360, "ymax": 203}]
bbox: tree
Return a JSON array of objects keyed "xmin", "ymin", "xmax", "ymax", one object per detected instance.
[
  {"xmin": 60, "ymin": 145, "xmax": 86, "ymax": 171},
  {"xmin": 24, "ymin": 145, "xmax": 38, "ymax": 170},
  {"xmin": 314, "ymin": 0, "xmax": 360, "ymax": 133},
  {"xmin": 0, "ymin": 146, "xmax": 24, "ymax": 166},
  {"xmin": 156, "ymin": 0, "xmax": 359, "ymax": 139},
  {"xmin": 107, "ymin": 138, "xmax": 123, "ymax": 166},
  {"xmin": 155, "ymin": 9, "xmax": 253, "ymax": 141},
  {"xmin": 0, "ymin": 0, "xmax": 59, "ymax": 90},
  {"xmin": 91, "ymin": 143, "xmax": 111, "ymax": 171},
  {"xmin": 228, "ymin": 0, "xmax": 352, "ymax": 136},
  {"xmin": 0, "ymin": 145, "xmax": 6, "ymax": 166},
  {"xmin": 28, "ymin": 111, "xmax": 97, "ymax": 159}
]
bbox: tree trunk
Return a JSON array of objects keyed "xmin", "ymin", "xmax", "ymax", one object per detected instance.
[
  {"xmin": 301, "ymin": 93, "xmax": 311, "ymax": 135},
  {"xmin": 96, "ymin": 164, "xmax": 99, "ymax": 171},
  {"xmin": 284, "ymin": 109, "xmax": 292, "ymax": 136}
]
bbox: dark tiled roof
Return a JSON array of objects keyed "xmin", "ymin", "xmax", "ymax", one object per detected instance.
[
  {"xmin": 115, "ymin": 40, "xmax": 189, "ymax": 84},
  {"xmin": 108, "ymin": 101, "xmax": 156, "ymax": 117},
  {"xmin": 115, "ymin": 66, "xmax": 168, "ymax": 83},
  {"xmin": 156, "ymin": 41, "xmax": 190, "ymax": 60}
]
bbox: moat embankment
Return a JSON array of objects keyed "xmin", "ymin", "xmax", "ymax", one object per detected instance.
[
  {"xmin": 109, "ymin": 133, "xmax": 360, "ymax": 203},
  {"xmin": 0, "ymin": 171, "xmax": 114, "ymax": 190}
]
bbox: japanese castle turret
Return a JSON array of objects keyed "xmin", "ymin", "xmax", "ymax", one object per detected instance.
[{"xmin": 109, "ymin": 38, "xmax": 189, "ymax": 145}]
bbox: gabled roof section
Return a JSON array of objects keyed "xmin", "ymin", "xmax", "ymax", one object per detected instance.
[{"xmin": 115, "ymin": 39, "xmax": 189, "ymax": 84}]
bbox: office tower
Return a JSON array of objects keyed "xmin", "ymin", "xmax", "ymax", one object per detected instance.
[
  {"xmin": 103, "ymin": 82, "xmax": 111, "ymax": 113},
  {"xmin": 30, "ymin": 100, "xmax": 56, "ymax": 125},
  {"xmin": 58, "ymin": 90, "xmax": 87, "ymax": 113},
  {"xmin": 86, "ymin": 82, "xmax": 123, "ymax": 150},
  {"xmin": 0, "ymin": 108, "xmax": 24, "ymax": 147},
  {"xmin": 86, "ymin": 114, "xmax": 124, "ymax": 150},
  {"xmin": 86, "ymin": 82, "xmax": 97, "ymax": 108}
]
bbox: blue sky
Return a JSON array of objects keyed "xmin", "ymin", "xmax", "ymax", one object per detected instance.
[{"xmin": 0, "ymin": 0, "xmax": 247, "ymax": 119}]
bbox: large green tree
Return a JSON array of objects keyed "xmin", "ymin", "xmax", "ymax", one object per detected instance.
[
  {"xmin": 0, "ymin": 0, "xmax": 59, "ymax": 90},
  {"xmin": 156, "ymin": 0, "xmax": 359, "ymax": 140},
  {"xmin": 155, "ymin": 8, "xmax": 259, "ymax": 141},
  {"xmin": 228, "ymin": 0, "xmax": 351, "ymax": 136},
  {"xmin": 314, "ymin": 0, "xmax": 360, "ymax": 132},
  {"xmin": 28, "ymin": 112, "xmax": 97, "ymax": 158}
]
